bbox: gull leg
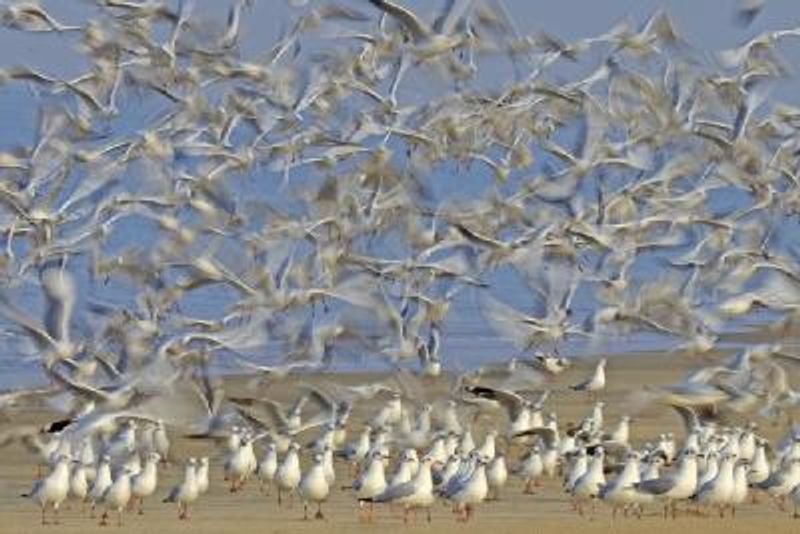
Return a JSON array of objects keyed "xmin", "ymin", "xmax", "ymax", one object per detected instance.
[
  {"xmin": 315, "ymin": 502, "xmax": 324, "ymax": 520},
  {"xmin": 303, "ymin": 503, "xmax": 309, "ymax": 521}
]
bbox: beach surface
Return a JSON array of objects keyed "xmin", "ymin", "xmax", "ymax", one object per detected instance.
[{"xmin": 1, "ymin": 352, "xmax": 799, "ymax": 534}]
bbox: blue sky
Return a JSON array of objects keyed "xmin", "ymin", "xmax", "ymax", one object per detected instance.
[{"xmin": 1, "ymin": 1, "xmax": 800, "ymax": 386}]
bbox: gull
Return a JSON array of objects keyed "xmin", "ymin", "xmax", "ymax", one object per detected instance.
[
  {"xmin": 153, "ymin": 420, "xmax": 170, "ymax": 464},
  {"xmin": 479, "ymin": 290, "xmax": 586, "ymax": 351},
  {"xmin": 756, "ymin": 457, "xmax": 800, "ymax": 508},
  {"xmin": 218, "ymin": 0, "xmax": 252, "ymax": 50},
  {"xmin": 352, "ymin": 450, "xmax": 388, "ymax": 522},
  {"xmin": 299, "ymin": 452, "xmax": 330, "ymax": 520},
  {"xmin": 88, "ymin": 455, "xmax": 113, "ymax": 518},
  {"xmin": 68, "ymin": 460, "xmax": 89, "ymax": 513},
  {"xmin": 338, "ymin": 424, "xmax": 372, "ymax": 471},
  {"xmin": 571, "ymin": 447, "xmax": 606, "ymax": 516},
  {"xmin": 162, "ymin": 458, "xmax": 199, "ymax": 520},
  {"xmin": 417, "ymin": 327, "xmax": 442, "ymax": 377},
  {"xmin": 457, "ymin": 429, "xmax": 476, "ymax": 456},
  {"xmin": 463, "ymin": 385, "xmax": 531, "ymax": 437},
  {"xmin": 363, "ymin": 456, "xmax": 435, "ymax": 523},
  {"xmin": 366, "ymin": 428, "xmax": 391, "ymax": 466},
  {"xmin": 641, "ymin": 452, "xmax": 666, "ymax": 481},
  {"xmin": 734, "ymin": 0, "xmax": 766, "ymax": 27},
  {"xmin": 275, "ymin": 442, "xmax": 302, "ymax": 507},
  {"xmin": 634, "ymin": 448, "xmax": 698, "ymax": 518},
  {"xmin": 486, "ymin": 452, "xmax": 508, "ymax": 500},
  {"xmin": 443, "ymin": 454, "xmax": 489, "ymax": 522},
  {"xmin": 102, "ymin": 419, "xmax": 138, "ymax": 460},
  {"xmin": 476, "ymin": 429, "xmax": 498, "ymax": 459},
  {"xmin": 730, "ymin": 459, "xmax": 749, "ymax": 516},
  {"xmin": 436, "ymin": 400, "xmax": 463, "ymax": 435},
  {"xmin": 434, "ymin": 452, "xmax": 463, "ymax": 490},
  {"xmin": 600, "ymin": 450, "xmax": 652, "ymax": 518},
  {"xmin": 386, "ymin": 449, "xmax": 417, "ymax": 490},
  {"xmin": 224, "ymin": 434, "xmax": 257, "ymax": 492},
  {"xmin": 21, "ymin": 454, "xmax": 70, "ymax": 525},
  {"xmin": 308, "ymin": 422, "xmax": 337, "ymax": 453},
  {"xmin": 232, "ymin": 397, "xmax": 331, "ymax": 451},
  {"xmin": 426, "ymin": 435, "xmax": 449, "ymax": 465},
  {"xmin": 0, "ymin": 266, "xmax": 79, "ymax": 366},
  {"xmin": 397, "ymin": 404, "xmax": 433, "ymax": 448},
  {"xmin": 99, "ymin": 468, "xmax": 133, "ymax": 526},
  {"xmin": 534, "ymin": 352, "xmax": 572, "ymax": 376},
  {"xmin": 130, "ymin": 452, "xmax": 160, "ymax": 515},
  {"xmin": 195, "ymin": 458, "xmax": 210, "ymax": 496},
  {"xmin": 603, "ymin": 415, "xmax": 631, "ymax": 447},
  {"xmin": 1, "ymin": 2, "xmax": 81, "ymax": 33},
  {"xmin": 570, "ymin": 359, "xmax": 607, "ymax": 400},
  {"xmin": 694, "ymin": 453, "xmax": 736, "ymax": 517},
  {"xmin": 256, "ymin": 443, "xmax": 278, "ymax": 495},
  {"xmin": 748, "ymin": 438, "xmax": 771, "ymax": 485},
  {"xmin": 697, "ymin": 451, "xmax": 720, "ymax": 491},
  {"xmin": 365, "ymin": 0, "xmax": 474, "ymax": 59},
  {"xmin": 233, "ymin": 356, "xmax": 317, "ymax": 386},
  {"xmin": 516, "ymin": 445, "xmax": 544, "ymax": 493},
  {"xmin": 369, "ymin": 392, "xmax": 403, "ymax": 428},
  {"xmin": 0, "ymin": 424, "xmax": 61, "ymax": 473},
  {"xmin": 564, "ymin": 448, "xmax": 588, "ymax": 494},
  {"xmin": 322, "ymin": 446, "xmax": 336, "ymax": 486}
]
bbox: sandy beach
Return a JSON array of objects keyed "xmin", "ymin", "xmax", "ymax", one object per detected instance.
[{"xmin": 2, "ymin": 352, "xmax": 799, "ymax": 534}]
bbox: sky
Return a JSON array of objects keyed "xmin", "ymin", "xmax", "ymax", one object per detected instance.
[{"xmin": 1, "ymin": 0, "xmax": 800, "ymax": 386}]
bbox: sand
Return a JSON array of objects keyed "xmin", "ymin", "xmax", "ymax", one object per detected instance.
[{"xmin": 1, "ymin": 351, "xmax": 799, "ymax": 533}]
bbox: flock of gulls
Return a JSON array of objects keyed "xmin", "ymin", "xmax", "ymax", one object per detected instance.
[{"xmin": 1, "ymin": 0, "xmax": 800, "ymax": 527}]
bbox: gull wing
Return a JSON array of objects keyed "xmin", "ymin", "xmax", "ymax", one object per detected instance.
[
  {"xmin": 228, "ymin": 397, "xmax": 289, "ymax": 428},
  {"xmin": 479, "ymin": 294, "xmax": 542, "ymax": 350},
  {"xmin": 464, "ymin": 385, "xmax": 523, "ymax": 419},
  {"xmin": 512, "ymin": 426, "xmax": 557, "ymax": 448},
  {"xmin": 635, "ymin": 477, "xmax": 675, "ymax": 495},
  {"xmin": 432, "ymin": 0, "xmax": 473, "ymax": 35},
  {"xmin": 374, "ymin": 478, "xmax": 416, "ymax": 502},
  {"xmin": 367, "ymin": 0, "xmax": 429, "ymax": 40}
]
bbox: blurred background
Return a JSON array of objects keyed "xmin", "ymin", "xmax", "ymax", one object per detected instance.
[{"xmin": 1, "ymin": 1, "xmax": 800, "ymax": 387}]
